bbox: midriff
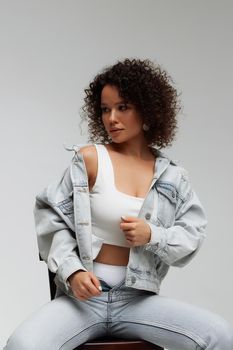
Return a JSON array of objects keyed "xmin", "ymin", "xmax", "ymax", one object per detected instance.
[{"xmin": 94, "ymin": 244, "xmax": 130, "ymax": 266}]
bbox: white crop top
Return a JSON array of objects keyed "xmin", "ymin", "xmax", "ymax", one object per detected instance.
[{"xmin": 89, "ymin": 144, "xmax": 145, "ymax": 247}]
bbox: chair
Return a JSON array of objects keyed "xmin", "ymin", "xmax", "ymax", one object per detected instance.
[
  {"xmin": 47, "ymin": 269, "xmax": 164, "ymax": 350},
  {"xmin": 77, "ymin": 338, "xmax": 163, "ymax": 349}
]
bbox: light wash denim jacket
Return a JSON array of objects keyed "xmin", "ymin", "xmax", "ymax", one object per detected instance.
[{"xmin": 34, "ymin": 144, "xmax": 207, "ymax": 296}]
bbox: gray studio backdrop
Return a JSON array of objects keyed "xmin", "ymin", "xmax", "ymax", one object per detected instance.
[{"xmin": 0, "ymin": 0, "xmax": 232, "ymax": 347}]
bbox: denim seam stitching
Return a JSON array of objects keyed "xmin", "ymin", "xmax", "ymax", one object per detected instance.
[
  {"xmin": 117, "ymin": 318, "xmax": 207, "ymax": 349},
  {"xmin": 59, "ymin": 322, "xmax": 106, "ymax": 350}
]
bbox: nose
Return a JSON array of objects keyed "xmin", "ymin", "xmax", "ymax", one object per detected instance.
[{"xmin": 109, "ymin": 108, "xmax": 118, "ymax": 122}]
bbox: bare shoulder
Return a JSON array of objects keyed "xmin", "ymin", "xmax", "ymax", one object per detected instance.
[{"xmin": 78, "ymin": 145, "xmax": 97, "ymax": 184}]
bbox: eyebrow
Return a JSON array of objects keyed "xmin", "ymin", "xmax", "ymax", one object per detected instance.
[{"xmin": 100, "ymin": 100, "xmax": 127, "ymax": 106}]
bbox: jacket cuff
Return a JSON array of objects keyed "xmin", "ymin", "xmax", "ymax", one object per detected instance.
[
  {"xmin": 144, "ymin": 223, "xmax": 167, "ymax": 257},
  {"xmin": 55, "ymin": 257, "xmax": 87, "ymax": 292}
]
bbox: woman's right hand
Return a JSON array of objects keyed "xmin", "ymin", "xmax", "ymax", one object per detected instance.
[{"xmin": 68, "ymin": 270, "xmax": 102, "ymax": 301}]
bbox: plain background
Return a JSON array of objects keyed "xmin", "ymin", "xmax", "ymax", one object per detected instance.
[{"xmin": 0, "ymin": 0, "xmax": 233, "ymax": 347}]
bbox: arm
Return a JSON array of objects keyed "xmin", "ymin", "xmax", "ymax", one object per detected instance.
[
  {"xmin": 145, "ymin": 169, "xmax": 207, "ymax": 267},
  {"xmin": 34, "ymin": 146, "xmax": 101, "ymax": 298},
  {"xmin": 117, "ymin": 167, "xmax": 207, "ymax": 267},
  {"xmin": 34, "ymin": 166, "xmax": 87, "ymax": 293}
]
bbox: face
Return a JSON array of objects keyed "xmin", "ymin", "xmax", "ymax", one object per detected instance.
[{"xmin": 100, "ymin": 85, "xmax": 145, "ymax": 143}]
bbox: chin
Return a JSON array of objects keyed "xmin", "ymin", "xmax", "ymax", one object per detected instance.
[{"xmin": 110, "ymin": 138, "xmax": 127, "ymax": 144}]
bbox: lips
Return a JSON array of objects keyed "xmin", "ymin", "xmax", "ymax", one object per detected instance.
[{"xmin": 110, "ymin": 128, "xmax": 124, "ymax": 132}]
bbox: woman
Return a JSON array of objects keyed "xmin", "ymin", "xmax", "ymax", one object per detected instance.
[{"xmin": 4, "ymin": 59, "xmax": 233, "ymax": 349}]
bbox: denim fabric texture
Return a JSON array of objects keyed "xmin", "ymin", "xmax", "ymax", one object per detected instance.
[
  {"xmin": 4, "ymin": 144, "xmax": 233, "ymax": 350},
  {"xmin": 4, "ymin": 278, "xmax": 233, "ymax": 349},
  {"xmin": 34, "ymin": 144, "xmax": 207, "ymax": 295}
]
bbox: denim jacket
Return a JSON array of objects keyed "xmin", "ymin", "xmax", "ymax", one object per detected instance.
[{"xmin": 34, "ymin": 144, "xmax": 207, "ymax": 295}]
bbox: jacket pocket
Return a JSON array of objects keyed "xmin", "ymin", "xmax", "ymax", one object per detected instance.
[
  {"xmin": 57, "ymin": 194, "xmax": 74, "ymax": 223},
  {"xmin": 155, "ymin": 181, "xmax": 177, "ymax": 228}
]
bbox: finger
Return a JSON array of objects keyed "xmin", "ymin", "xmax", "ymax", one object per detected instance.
[
  {"xmin": 126, "ymin": 239, "xmax": 135, "ymax": 247},
  {"xmin": 125, "ymin": 232, "xmax": 134, "ymax": 240},
  {"xmin": 75, "ymin": 293, "xmax": 85, "ymax": 300},
  {"xmin": 77, "ymin": 273, "xmax": 99, "ymax": 295},
  {"xmin": 121, "ymin": 226, "xmax": 132, "ymax": 232},
  {"xmin": 89, "ymin": 273, "xmax": 102, "ymax": 293},
  {"xmin": 74, "ymin": 274, "xmax": 101, "ymax": 298},
  {"xmin": 121, "ymin": 216, "xmax": 140, "ymax": 222},
  {"xmin": 120, "ymin": 222, "xmax": 135, "ymax": 231},
  {"xmin": 85, "ymin": 282, "xmax": 101, "ymax": 296},
  {"xmin": 78, "ymin": 284, "xmax": 93, "ymax": 299},
  {"xmin": 73, "ymin": 289, "xmax": 89, "ymax": 300},
  {"xmin": 124, "ymin": 231, "xmax": 135, "ymax": 239}
]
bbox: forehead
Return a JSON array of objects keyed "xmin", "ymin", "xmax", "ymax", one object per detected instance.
[{"xmin": 101, "ymin": 85, "xmax": 123, "ymax": 104}]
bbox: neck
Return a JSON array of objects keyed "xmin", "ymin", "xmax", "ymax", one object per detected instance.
[{"xmin": 109, "ymin": 139, "xmax": 152, "ymax": 159}]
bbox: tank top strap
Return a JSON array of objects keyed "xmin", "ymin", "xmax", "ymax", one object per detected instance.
[{"xmin": 91, "ymin": 144, "xmax": 115, "ymax": 192}]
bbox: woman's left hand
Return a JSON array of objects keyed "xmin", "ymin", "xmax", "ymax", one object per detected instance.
[{"xmin": 120, "ymin": 216, "xmax": 151, "ymax": 247}]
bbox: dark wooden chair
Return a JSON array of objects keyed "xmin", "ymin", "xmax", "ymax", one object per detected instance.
[
  {"xmin": 77, "ymin": 338, "xmax": 163, "ymax": 349},
  {"xmin": 47, "ymin": 269, "xmax": 164, "ymax": 350}
]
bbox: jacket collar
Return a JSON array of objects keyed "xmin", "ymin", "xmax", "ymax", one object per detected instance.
[{"xmin": 150, "ymin": 147, "xmax": 175, "ymax": 181}]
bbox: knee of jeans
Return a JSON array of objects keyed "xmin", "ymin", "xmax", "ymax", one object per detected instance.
[{"xmin": 4, "ymin": 329, "xmax": 37, "ymax": 350}]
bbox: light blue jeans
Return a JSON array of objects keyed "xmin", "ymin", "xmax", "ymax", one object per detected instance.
[{"xmin": 4, "ymin": 279, "xmax": 233, "ymax": 350}]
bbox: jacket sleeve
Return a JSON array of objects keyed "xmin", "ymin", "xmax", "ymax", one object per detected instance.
[
  {"xmin": 145, "ymin": 168, "xmax": 207, "ymax": 267},
  {"xmin": 34, "ymin": 166, "xmax": 87, "ymax": 293}
]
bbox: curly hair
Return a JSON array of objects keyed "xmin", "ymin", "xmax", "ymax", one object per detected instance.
[{"xmin": 81, "ymin": 58, "xmax": 181, "ymax": 148}]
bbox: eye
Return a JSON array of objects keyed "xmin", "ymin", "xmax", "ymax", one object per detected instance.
[
  {"xmin": 118, "ymin": 104, "xmax": 128, "ymax": 111},
  {"xmin": 101, "ymin": 106, "xmax": 110, "ymax": 114}
]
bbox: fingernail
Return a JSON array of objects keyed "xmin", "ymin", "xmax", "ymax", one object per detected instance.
[
  {"xmin": 98, "ymin": 286, "xmax": 102, "ymax": 291},
  {"xmin": 121, "ymin": 216, "xmax": 126, "ymax": 220}
]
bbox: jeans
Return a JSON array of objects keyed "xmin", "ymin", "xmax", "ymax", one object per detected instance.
[{"xmin": 4, "ymin": 279, "xmax": 233, "ymax": 350}]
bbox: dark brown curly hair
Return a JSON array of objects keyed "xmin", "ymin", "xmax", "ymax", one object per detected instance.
[{"xmin": 81, "ymin": 58, "xmax": 181, "ymax": 148}]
